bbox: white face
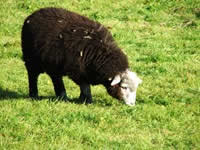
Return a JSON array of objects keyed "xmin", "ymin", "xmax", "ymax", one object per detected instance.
[{"xmin": 111, "ymin": 70, "xmax": 142, "ymax": 106}]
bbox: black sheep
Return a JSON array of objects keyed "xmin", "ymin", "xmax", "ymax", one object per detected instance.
[{"xmin": 21, "ymin": 7, "xmax": 142, "ymax": 106}]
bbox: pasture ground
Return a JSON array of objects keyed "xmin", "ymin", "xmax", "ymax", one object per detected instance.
[{"xmin": 0, "ymin": 0, "xmax": 200, "ymax": 149}]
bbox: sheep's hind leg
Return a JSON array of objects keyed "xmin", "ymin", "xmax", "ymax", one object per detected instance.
[
  {"xmin": 79, "ymin": 83, "xmax": 92, "ymax": 104},
  {"xmin": 50, "ymin": 76, "xmax": 68, "ymax": 100}
]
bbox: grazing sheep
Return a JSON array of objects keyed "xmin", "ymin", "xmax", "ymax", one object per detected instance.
[{"xmin": 21, "ymin": 7, "xmax": 142, "ymax": 106}]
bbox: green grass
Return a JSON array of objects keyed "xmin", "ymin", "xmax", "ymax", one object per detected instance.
[{"xmin": 0, "ymin": 0, "xmax": 200, "ymax": 149}]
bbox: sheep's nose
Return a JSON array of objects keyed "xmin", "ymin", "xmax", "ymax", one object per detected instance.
[{"xmin": 126, "ymin": 102, "xmax": 135, "ymax": 106}]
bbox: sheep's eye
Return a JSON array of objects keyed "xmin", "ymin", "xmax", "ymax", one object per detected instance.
[{"xmin": 121, "ymin": 86, "xmax": 128, "ymax": 90}]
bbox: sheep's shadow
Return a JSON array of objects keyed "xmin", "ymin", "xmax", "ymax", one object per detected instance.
[
  {"xmin": 0, "ymin": 87, "xmax": 114, "ymax": 106},
  {"xmin": 0, "ymin": 87, "xmax": 28, "ymax": 100},
  {"xmin": 47, "ymin": 97, "xmax": 92, "ymax": 105},
  {"xmin": 0, "ymin": 87, "xmax": 85, "ymax": 104}
]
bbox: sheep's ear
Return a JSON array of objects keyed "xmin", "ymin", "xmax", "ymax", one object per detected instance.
[{"xmin": 111, "ymin": 75, "xmax": 121, "ymax": 86}]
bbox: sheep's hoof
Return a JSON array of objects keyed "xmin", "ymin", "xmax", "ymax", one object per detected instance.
[
  {"xmin": 85, "ymin": 99, "xmax": 92, "ymax": 104},
  {"xmin": 30, "ymin": 96, "xmax": 42, "ymax": 101},
  {"xmin": 79, "ymin": 97, "xmax": 92, "ymax": 104},
  {"xmin": 57, "ymin": 95, "xmax": 69, "ymax": 101},
  {"xmin": 56, "ymin": 91, "xmax": 69, "ymax": 101}
]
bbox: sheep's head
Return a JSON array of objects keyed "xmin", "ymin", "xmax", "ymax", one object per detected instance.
[{"xmin": 106, "ymin": 69, "xmax": 142, "ymax": 106}]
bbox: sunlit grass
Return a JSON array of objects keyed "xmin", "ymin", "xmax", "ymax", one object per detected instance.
[{"xmin": 0, "ymin": 0, "xmax": 200, "ymax": 149}]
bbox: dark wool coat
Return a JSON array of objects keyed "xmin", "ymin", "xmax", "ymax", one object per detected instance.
[{"xmin": 22, "ymin": 7, "xmax": 129, "ymax": 86}]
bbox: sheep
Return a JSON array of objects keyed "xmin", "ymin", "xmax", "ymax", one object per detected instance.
[{"xmin": 21, "ymin": 7, "xmax": 142, "ymax": 106}]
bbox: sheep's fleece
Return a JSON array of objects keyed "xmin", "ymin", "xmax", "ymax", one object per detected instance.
[{"xmin": 21, "ymin": 7, "xmax": 142, "ymax": 106}]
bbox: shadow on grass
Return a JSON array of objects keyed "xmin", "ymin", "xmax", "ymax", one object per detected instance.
[
  {"xmin": 47, "ymin": 97, "xmax": 85, "ymax": 104},
  {"xmin": 0, "ymin": 87, "xmax": 121, "ymax": 106},
  {"xmin": 0, "ymin": 87, "xmax": 28, "ymax": 100},
  {"xmin": 0, "ymin": 87, "xmax": 86, "ymax": 104}
]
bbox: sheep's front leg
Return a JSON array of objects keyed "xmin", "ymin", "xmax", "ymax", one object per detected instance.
[
  {"xmin": 27, "ymin": 71, "xmax": 40, "ymax": 98},
  {"xmin": 79, "ymin": 83, "xmax": 92, "ymax": 104}
]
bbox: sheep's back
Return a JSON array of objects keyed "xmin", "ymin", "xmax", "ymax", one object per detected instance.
[{"xmin": 21, "ymin": 7, "xmax": 128, "ymax": 85}]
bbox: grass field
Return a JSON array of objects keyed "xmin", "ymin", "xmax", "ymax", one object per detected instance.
[{"xmin": 0, "ymin": 0, "xmax": 200, "ymax": 149}]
